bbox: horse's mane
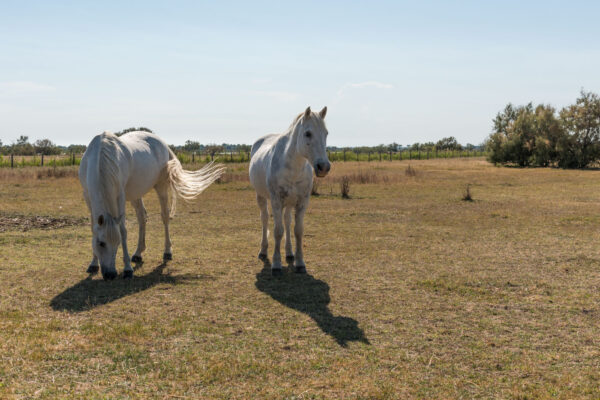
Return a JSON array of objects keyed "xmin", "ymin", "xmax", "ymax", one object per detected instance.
[
  {"xmin": 97, "ymin": 132, "xmax": 122, "ymax": 224},
  {"xmin": 286, "ymin": 112, "xmax": 305, "ymax": 131}
]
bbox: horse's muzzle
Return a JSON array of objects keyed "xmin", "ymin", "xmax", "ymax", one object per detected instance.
[
  {"xmin": 101, "ymin": 266, "xmax": 118, "ymax": 281},
  {"xmin": 315, "ymin": 161, "xmax": 331, "ymax": 177}
]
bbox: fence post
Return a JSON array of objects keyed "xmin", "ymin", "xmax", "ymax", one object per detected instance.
[
  {"xmin": 343, "ymin": 150, "xmax": 346, "ymax": 162},
  {"xmin": 379, "ymin": 152, "xmax": 382, "ymax": 161},
  {"xmin": 41, "ymin": 153, "xmax": 44, "ymax": 166},
  {"xmin": 368, "ymin": 152, "xmax": 371, "ymax": 162},
  {"xmin": 192, "ymin": 152, "xmax": 195, "ymax": 163},
  {"xmin": 230, "ymin": 151, "xmax": 233, "ymax": 162},
  {"xmin": 72, "ymin": 152, "xmax": 75, "ymax": 165},
  {"xmin": 11, "ymin": 153, "xmax": 14, "ymax": 168},
  {"xmin": 389, "ymin": 151, "xmax": 392, "ymax": 161}
]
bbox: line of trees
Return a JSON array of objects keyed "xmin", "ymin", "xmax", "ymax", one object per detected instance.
[
  {"xmin": 486, "ymin": 90, "xmax": 600, "ymax": 168},
  {"xmin": 0, "ymin": 136, "xmax": 86, "ymax": 156},
  {"xmin": 1, "ymin": 129, "xmax": 481, "ymax": 159}
]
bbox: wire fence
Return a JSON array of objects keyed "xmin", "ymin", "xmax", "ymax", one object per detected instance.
[{"xmin": 0, "ymin": 148, "xmax": 487, "ymax": 168}]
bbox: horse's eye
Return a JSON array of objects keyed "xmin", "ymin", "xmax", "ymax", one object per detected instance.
[
  {"xmin": 305, "ymin": 131, "xmax": 312, "ymax": 138},
  {"xmin": 99, "ymin": 241, "xmax": 106, "ymax": 248}
]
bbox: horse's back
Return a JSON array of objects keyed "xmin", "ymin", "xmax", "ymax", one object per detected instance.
[{"xmin": 117, "ymin": 131, "xmax": 171, "ymax": 199}]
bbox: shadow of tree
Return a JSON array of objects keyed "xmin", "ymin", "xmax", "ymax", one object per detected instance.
[
  {"xmin": 255, "ymin": 262, "xmax": 370, "ymax": 347},
  {"xmin": 51, "ymin": 263, "xmax": 210, "ymax": 312}
]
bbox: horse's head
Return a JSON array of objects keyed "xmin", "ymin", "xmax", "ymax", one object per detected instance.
[
  {"xmin": 93, "ymin": 213, "xmax": 121, "ymax": 280},
  {"xmin": 295, "ymin": 106, "xmax": 331, "ymax": 177}
]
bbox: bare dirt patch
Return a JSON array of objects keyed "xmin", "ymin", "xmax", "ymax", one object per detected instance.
[{"xmin": 0, "ymin": 212, "xmax": 86, "ymax": 232}]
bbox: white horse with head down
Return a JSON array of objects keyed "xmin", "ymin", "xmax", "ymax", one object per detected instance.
[
  {"xmin": 79, "ymin": 131, "xmax": 224, "ymax": 280},
  {"xmin": 249, "ymin": 106, "xmax": 331, "ymax": 275}
]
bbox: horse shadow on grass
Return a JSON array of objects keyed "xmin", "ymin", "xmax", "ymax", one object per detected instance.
[
  {"xmin": 255, "ymin": 261, "xmax": 370, "ymax": 347},
  {"xmin": 51, "ymin": 262, "xmax": 210, "ymax": 312}
]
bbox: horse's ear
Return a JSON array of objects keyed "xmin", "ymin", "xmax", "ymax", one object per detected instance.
[
  {"xmin": 304, "ymin": 106, "xmax": 312, "ymax": 120},
  {"xmin": 97, "ymin": 215, "xmax": 104, "ymax": 226},
  {"xmin": 319, "ymin": 106, "xmax": 327, "ymax": 119}
]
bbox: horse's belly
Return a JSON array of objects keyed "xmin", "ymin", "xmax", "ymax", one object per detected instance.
[{"xmin": 124, "ymin": 166, "xmax": 163, "ymax": 200}]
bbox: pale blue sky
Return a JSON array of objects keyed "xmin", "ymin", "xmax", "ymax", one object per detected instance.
[{"xmin": 1, "ymin": 1, "xmax": 599, "ymax": 147}]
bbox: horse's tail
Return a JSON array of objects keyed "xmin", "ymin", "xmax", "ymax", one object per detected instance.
[{"xmin": 166, "ymin": 149, "xmax": 226, "ymax": 218}]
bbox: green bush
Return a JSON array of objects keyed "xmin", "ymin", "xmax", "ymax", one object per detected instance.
[{"xmin": 487, "ymin": 90, "xmax": 600, "ymax": 168}]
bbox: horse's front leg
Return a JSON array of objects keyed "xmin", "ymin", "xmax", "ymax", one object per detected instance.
[
  {"xmin": 130, "ymin": 198, "xmax": 147, "ymax": 263},
  {"xmin": 119, "ymin": 218, "xmax": 133, "ymax": 279},
  {"xmin": 284, "ymin": 207, "xmax": 294, "ymax": 264},
  {"xmin": 293, "ymin": 197, "xmax": 308, "ymax": 273},
  {"xmin": 270, "ymin": 198, "xmax": 284, "ymax": 276},
  {"xmin": 88, "ymin": 251, "xmax": 99, "ymax": 274}
]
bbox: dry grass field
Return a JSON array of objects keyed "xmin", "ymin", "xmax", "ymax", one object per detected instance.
[{"xmin": 1, "ymin": 158, "xmax": 600, "ymax": 399}]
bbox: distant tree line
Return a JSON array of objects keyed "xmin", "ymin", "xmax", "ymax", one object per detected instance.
[
  {"xmin": 0, "ymin": 136, "xmax": 86, "ymax": 156},
  {"xmin": 1, "ymin": 128, "xmax": 481, "ymax": 159},
  {"xmin": 486, "ymin": 90, "xmax": 600, "ymax": 168}
]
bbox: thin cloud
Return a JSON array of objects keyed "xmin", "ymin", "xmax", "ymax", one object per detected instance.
[
  {"xmin": 335, "ymin": 81, "xmax": 394, "ymax": 103},
  {"xmin": 0, "ymin": 81, "xmax": 56, "ymax": 94},
  {"xmin": 253, "ymin": 90, "xmax": 299, "ymax": 102},
  {"xmin": 251, "ymin": 78, "xmax": 272, "ymax": 85}
]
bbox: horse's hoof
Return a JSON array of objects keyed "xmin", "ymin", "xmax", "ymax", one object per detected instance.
[
  {"xmin": 285, "ymin": 255, "xmax": 295, "ymax": 264},
  {"xmin": 258, "ymin": 253, "xmax": 268, "ymax": 261},
  {"xmin": 294, "ymin": 265, "xmax": 306, "ymax": 274},
  {"xmin": 102, "ymin": 270, "xmax": 117, "ymax": 281},
  {"xmin": 131, "ymin": 255, "xmax": 143, "ymax": 263},
  {"xmin": 87, "ymin": 264, "xmax": 99, "ymax": 274},
  {"xmin": 163, "ymin": 253, "xmax": 173, "ymax": 261},
  {"xmin": 123, "ymin": 270, "xmax": 133, "ymax": 279},
  {"xmin": 271, "ymin": 268, "xmax": 283, "ymax": 277}
]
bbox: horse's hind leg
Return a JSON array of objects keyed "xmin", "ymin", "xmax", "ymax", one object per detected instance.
[
  {"xmin": 284, "ymin": 206, "xmax": 294, "ymax": 264},
  {"xmin": 156, "ymin": 181, "xmax": 173, "ymax": 262},
  {"xmin": 257, "ymin": 195, "xmax": 269, "ymax": 261},
  {"xmin": 130, "ymin": 198, "xmax": 147, "ymax": 263},
  {"xmin": 83, "ymin": 190, "xmax": 99, "ymax": 274}
]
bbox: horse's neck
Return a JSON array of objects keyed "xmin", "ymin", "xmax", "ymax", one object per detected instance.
[
  {"xmin": 281, "ymin": 127, "xmax": 307, "ymax": 172},
  {"xmin": 94, "ymin": 137, "xmax": 125, "ymax": 218}
]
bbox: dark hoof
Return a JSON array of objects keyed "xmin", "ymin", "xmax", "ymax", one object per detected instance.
[
  {"xmin": 131, "ymin": 255, "xmax": 143, "ymax": 263},
  {"xmin": 294, "ymin": 265, "xmax": 306, "ymax": 274},
  {"xmin": 271, "ymin": 268, "xmax": 283, "ymax": 277},
  {"xmin": 258, "ymin": 253, "xmax": 268, "ymax": 261},
  {"xmin": 87, "ymin": 264, "xmax": 99, "ymax": 274},
  {"xmin": 102, "ymin": 270, "xmax": 117, "ymax": 281},
  {"xmin": 123, "ymin": 270, "xmax": 133, "ymax": 279},
  {"xmin": 285, "ymin": 255, "xmax": 295, "ymax": 264},
  {"xmin": 163, "ymin": 253, "xmax": 173, "ymax": 261}
]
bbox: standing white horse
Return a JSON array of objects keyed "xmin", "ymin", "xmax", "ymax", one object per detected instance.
[
  {"xmin": 79, "ymin": 131, "xmax": 224, "ymax": 280},
  {"xmin": 249, "ymin": 106, "xmax": 331, "ymax": 275}
]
